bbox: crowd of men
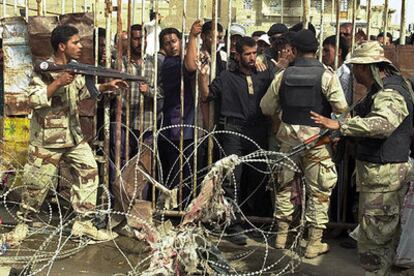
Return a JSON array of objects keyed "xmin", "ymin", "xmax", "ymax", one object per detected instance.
[{"xmin": 3, "ymin": 15, "xmax": 414, "ymax": 276}]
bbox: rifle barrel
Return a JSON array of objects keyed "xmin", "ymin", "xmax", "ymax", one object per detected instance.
[{"xmin": 34, "ymin": 60, "xmax": 146, "ymax": 82}]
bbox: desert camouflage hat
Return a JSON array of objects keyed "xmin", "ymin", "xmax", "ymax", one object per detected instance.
[{"xmin": 345, "ymin": 41, "xmax": 392, "ymax": 64}]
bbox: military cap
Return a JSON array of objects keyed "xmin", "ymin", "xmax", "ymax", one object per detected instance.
[
  {"xmin": 346, "ymin": 41, "xmax": 392, "ymax": 64},
  {"xmin": 267, "ymin": 23, "xmax": 288, "ymax": 37},
  {"xmin": 291, "ymin": 29, "xmax": 319, "ymax": 52}
]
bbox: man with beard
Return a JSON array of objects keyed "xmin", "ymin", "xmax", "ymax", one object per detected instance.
[{"xmin": 206, "ymin": 37, "xmax": 276, "ymax": 244}]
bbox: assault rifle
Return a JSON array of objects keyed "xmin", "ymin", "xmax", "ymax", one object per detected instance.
[
  {"xmin": 33, "ymin": 60, "xmax": 147, "ymax": 99},
  {"xmin": 275, "ymin": 94, "xmax": 367, "ymax": 164}
]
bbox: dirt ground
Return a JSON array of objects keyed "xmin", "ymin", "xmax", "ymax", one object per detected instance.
[{"xmin": 0, "ymin": 206, "xmax": 412, "ymax": 276}]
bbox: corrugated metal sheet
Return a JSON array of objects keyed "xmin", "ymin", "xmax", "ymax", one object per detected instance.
[
  {"xmin": 384, "ymin": 45, "xmax": 414, "ymax": 79},
  {"xmin": 1, "ymin": 17, "xmax": 33, "ymax": 116},
  {"xmin": 4, "ymin": 93, "xmax": 31, "ymax": 115},
  {"xmin": 27, "ymin": 16, "xmax": 58, "ymax": 60}
]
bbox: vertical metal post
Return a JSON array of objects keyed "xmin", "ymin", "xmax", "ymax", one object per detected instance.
[
  {"xmin": 13, "ymin": 0, "xmax": 17, "ymax": 16},
  {"xmin": 115, "ymin": 0, "xmax": 123, "ymax": 181},
  {"xmin": 25, "ymin": 0, "xmax": 28, "ymax": 20},
  {"xmin": 93, "ymin": 0, "xmax": 99, "ymax": 192},
  {"xmin": 125, "ymin": 0, "xmax": 132, "ymax": 162},
  {"xmin": 36, "ymin": 0, "xmax": 42, "ymax": 16},
  {"xmin": 103, "ymin": 0, "xmax": 113, "ymax": 203},
  {"xmin": 139, "ymin": 0, "xmax": 145, "ymax": 145},
  {"xmin": 43, "ymin": 0, "xmax": 46, "ymax": 15},
  {"xmin": 151, "ymin": 0, "xmax": 159, "ymax": 209},
  {"xmin": 73, "ymin": 0, "xmax": 76, "ymax": 13},
  {"xmin": 281, "ymin": 0, "xmax": 284, "ymax": 24},
  {"xmin": 366, "ymin": 0, "xmax": 371, "ymax": 40},
  {"xmin": 208, "ymin": 0, "xmax": 218, "ymax": 166},
  {"xmin": 319, "ymin": 0, "xmax": 325, "ymax": 62},
  {"xmin": 334, "ymin": 0, "xmax": 340, "ymax": 70},
  {"xmin": 226, "ymin": 0, "xmax": 232, "ymax": 69},
  {"xmin": 178, "ymin": 0, "xmax": 188, "ymax": 210},
  {"xmin": 400, "ymin": 0, "xmax": 406, "ymax": 45},
  {"xmin": 3, "ymin": 0, "xmax": 6, "ymax": 18},
  {"xmin": 193, "ymin": 0, "xmax": 202, "ymax": 197},
  {"xmin": 331, "ymin": 0, "xmax": 334, "ymax": 24},
  {"xmin": 303, "ymin": 0, "xmax": 310, "ymax": 29},
  {"xmin": 351, "ymin": 0, "xmax": 357, "ymax": 53},
  {"xmin": 383, "ymin": 0, "xmax": 389, "ymax": 44},
  {"xmin": 84, "ymin": 0, "xmax": 87, "ymax": 11},
  {"xmin": 132, "ymin": 0, "xmax": 136, "ymax": 24},
  {"xmin": 61, "ymin": 0, "xmax": 65, "ymax": 14}
]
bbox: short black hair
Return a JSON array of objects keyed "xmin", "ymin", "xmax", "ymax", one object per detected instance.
[
  {"xmin": 323, "ymin": 35, "xmax": 349, "ymax": 63},
  {"xmin": 377, "ymin": 32, "xmax": 393, "ymax": 41},
  {"xmin": 131, "ymin": 24, "xmax": 142, "ymax": 32},
  {"xmin": 236, "ymin": 36, "xmax": 256, "ymax": 54},
  {"xmin": 202, "ymin": 21, "xmax": 224, "ymax": 35},
  {"xmin": 159, "ymin": 27, "xmax": 182, "ymax": 48},
  {"xmin": 289, "ymin": 22, "xmax": 316, "ymax": 34},
  {"xmin": 51, "ymin": 25, "xmax": 79, "ymax": 53},
  {"xmin": 272, "ymin": 33, "xmax": 292, "ymax": 52},
  {"xmin": 340, "ymin": 22, "xmax": 352, "ymax": 29},
  {"xmin": 252, "ymin": 30, "xmax": 266, "ymax": 38}
]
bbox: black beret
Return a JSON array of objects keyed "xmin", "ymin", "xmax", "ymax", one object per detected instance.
[
  {"xmin": 289, "ymin": 22, "xmax": 316, "ymax": 34},
  {"xmin": 267, "ymin": 23, "xmax": 288, "ymax": 37},
  {"xmin": 291, "ymin": 29, "xmax": 319, "ymax": 52}
]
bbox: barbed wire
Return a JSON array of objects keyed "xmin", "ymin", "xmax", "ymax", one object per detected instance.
[{"xmin": 0, "ymin": 123, "xmax": 307, "ymax": 275}]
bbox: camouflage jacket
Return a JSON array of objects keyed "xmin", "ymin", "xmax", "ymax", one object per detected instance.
[
  {"xmin": 340, "ymin": 88, "xmax": 411, "ymax": 192},
  {"xmin": 27, "ymin": 57, "xmax": 92, "ymax": 149},
  {"xmin": 260, "ymin": 65, "xmax": 348, "ymax": 149}
]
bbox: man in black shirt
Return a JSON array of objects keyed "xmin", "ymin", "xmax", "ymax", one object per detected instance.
[{"xmin": 206, "ymin": 37, "xmax": 276, "ymax": 244}]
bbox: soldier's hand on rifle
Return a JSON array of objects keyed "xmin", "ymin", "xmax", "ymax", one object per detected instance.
[
  {"xmin": 310, "ymin": 111, "xmax": 340, "ymax": 130},
  {"xmin": 139, "ymin": 82, "xmax": 149, "ymax": 95},
  {"xmin": 99, "ymin": 79, "xmax": 129, "ymax": 93},
  {"xmin": 56, "ymin": 72, "xmax": 75, "ymax": 87}
]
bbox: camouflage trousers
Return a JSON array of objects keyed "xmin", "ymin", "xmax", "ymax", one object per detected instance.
[
  {"xmin": 358, "ymin": 187, "xmax": 407, "ymax": 276},
  {"xmin": 274, "ymin": 144, "xmax": 337, "ymax": 228},
  {"xmin": 21, "ymin": 142, "xmax": 99, "ymax": 216}
]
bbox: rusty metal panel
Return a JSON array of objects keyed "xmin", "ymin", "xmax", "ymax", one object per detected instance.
[
  {"xmin": 79, "ymin": 98, "xmax": 96, "ymax": 116},
  {"xmin": 60, "ymin": 13, "xmax": 94, "ymax": 65},
  {"xmin": 27, "ymin": 16, "xmax": 58, "ymax": 60},
  {"xmin": 1, "ymin": 17, "xmax": 33, "ymax": 116},
  {"xmin": 79, "ymin": 116, "xmax": 95, "ymax": 143},
  {"xmin": 4, "ymin": 93, "xmax": 31, "ymax": 116},
  {"xmin": 395, "ymin": 45, "xmax": 414, "ymax": 78},
  {"xmin": 384, "ymin": 45, "xmax": 414, "ymax": 79}
]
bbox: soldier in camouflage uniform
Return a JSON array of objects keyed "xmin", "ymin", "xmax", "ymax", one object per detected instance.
[
  {"xmin": 260, "ymin": 30, "xmax": 348, "ymax": 258},
  {"xmin": 311, "ymin": 41, "xmax": 413, "ymax": 275},
  {"xmin": 7, "ymin": 25, "xmax": 127, "ymax": 243}
]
